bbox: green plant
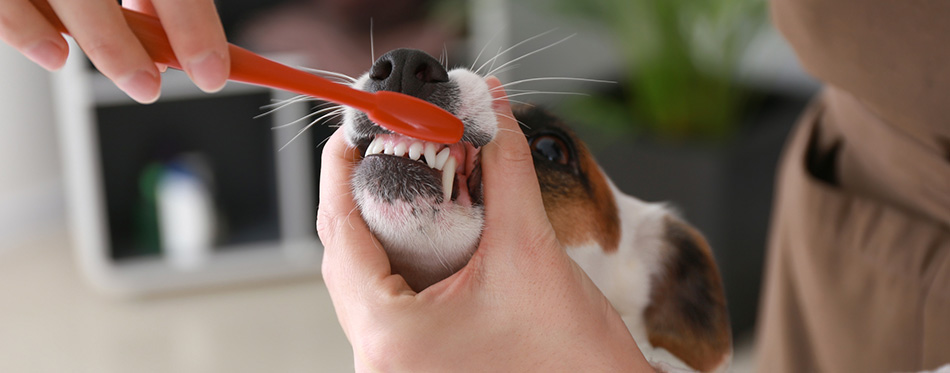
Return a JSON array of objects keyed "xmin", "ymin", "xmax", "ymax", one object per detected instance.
[{"xmin": 554, "ymin": 0, "xmax": 766, "ymax": 140}]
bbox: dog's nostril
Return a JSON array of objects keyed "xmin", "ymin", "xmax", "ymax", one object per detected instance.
[
  {"xmin": 416, "ymin": 67, "xmax": 427, "ymax": 82},
  {"xmin": 368, "ymin": 48, "xmax": 449, "ymax": 98},
  {"xmin": 370, "ymin": 60, "xmax": 393, "ymax": 81},
  {"xmin": 413, "ymin": 59, "xmax": 447, "ymax": 84}
]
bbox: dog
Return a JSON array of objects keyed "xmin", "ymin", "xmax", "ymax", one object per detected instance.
[{"xmin": 340, "ymin": 48, "xmax": 731, "ymax": 372}]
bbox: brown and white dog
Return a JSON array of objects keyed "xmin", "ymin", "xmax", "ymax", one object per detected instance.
[{"xmin": 340, "ymin": 48, "xmax": 731, "ymax": 372}]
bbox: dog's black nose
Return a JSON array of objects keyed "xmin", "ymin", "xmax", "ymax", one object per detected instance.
[{"xmin": 368, "ymin": 48, "xmax": 448, "ymax": 100}]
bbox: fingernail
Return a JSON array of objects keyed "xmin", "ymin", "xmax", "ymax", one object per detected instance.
[
  {"xmin": 186, "ymin": 51, "xmax": 228, "ymax": 93},
  {"xmin": 119, "ymin": 69, "xmax": 161, "ymax": 104},
  {"xmin": 24, "ymin": 40, "xmax": 67, "ymax": 71}
]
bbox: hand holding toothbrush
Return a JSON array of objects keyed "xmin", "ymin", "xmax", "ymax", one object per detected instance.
[
  {"xmin": 4, "ymin": 0, "xmax": 463, "ymax": 143},
  {"xmin": 0, "ymin": 0, "xmax": 228, "ymax": 103}
]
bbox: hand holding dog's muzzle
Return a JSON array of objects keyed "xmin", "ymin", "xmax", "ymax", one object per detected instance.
[{"xmin": 317, "ymin": 77, "xmax": 654, "ymax": 372}]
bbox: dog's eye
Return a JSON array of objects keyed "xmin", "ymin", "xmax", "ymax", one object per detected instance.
[{"xmin": 530, "ymin": 135, "xmax": 570, "ymax": 165}]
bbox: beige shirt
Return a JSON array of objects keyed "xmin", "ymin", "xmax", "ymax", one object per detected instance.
[{"xmin": 757, "ymin": 0, "xmax": 950, "ymax": 371}]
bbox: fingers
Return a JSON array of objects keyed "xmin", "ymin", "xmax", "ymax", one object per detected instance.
[
  {"xmin": 46, "ymin": 0, "xmax": 161, "ymax": 103},
  {"xmin": 477, "ymin": 77, "xmax": 557, "ymax": 253},
  {"xmin": 143, "ymin": 0, "xmax": 229, "ymax": 93},
  {"xmin": 317, "ymin": 128, "xmax": 407, "ymax": 297},
  {"xmin": 0, "ymin": 0, "xmax": 68, "ymax": 70},
  {"xmin": 6, "ymin": 0, "xmax": 228, "ymax": 102},
  {"xmin": 115, "ymin": 0, "xmax": 162, "ymax": 72}
]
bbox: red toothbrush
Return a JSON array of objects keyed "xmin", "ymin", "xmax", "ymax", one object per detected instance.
[{"xmin": 32, "ymin": 1, "xmax": 464, "ymax": 144}]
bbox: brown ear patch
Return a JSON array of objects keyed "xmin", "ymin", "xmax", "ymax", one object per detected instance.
[
  {"xmin": 644, "ymin": 216, "xmax": 732, "ymax": 372},
  {"xmin": 542, "ymin": 148, "xmax": 621, "ymax": 253},
  {"xmin": 513, "ymin": 105, "xmax": 621, "ymax": 253}
]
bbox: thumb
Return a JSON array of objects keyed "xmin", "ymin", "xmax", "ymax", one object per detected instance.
[
  {"xmin": 317, "ymin": 128, "xmax": 406, "ymax": 297},
  {"xmin": 477, "ymin": 77, "xmax": 557, "ymax": 253}
]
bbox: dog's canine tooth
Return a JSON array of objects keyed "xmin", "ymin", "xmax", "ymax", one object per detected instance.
[
  {"xmin": 409, "ymin": 142, "xmax": 423, "ymax": 160},
  {"xmin": 364, "ymin": 139, "xmax": 375, "ymax": 157},
  {"xmin": 434, "ymin": 148, "xmax": 451, "ymax": 170},
  {"xmin": 442, "ymin": 157, "xmax": 456, "ymax": 202},
  {"xmin": 425, "ymin": 143, "xmax": 438, "ymax": 168},
  {"xmin": 366, "ymin": 138, "xmax": 381, "ymax": 156},
  {"xmin": 394, "ymin": 143, "xmax": 408, "ymax": 157}
]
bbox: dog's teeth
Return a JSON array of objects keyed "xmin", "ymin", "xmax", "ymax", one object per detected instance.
[
  {"xmin": 409, "ymin": 142, "xmax": 423, "ymax": 160},
  {"xmin": 384, "ymin": 142, "xmax": 394, "ymax": 155},
  {"xmin": 425, "ymin": 143, "xmax": 437, "ymax": 168},
  {"xmin": 394, "ymin": 143, "xmax": 407, "ymax": 157},
  {"xmin": 434, "ymin": 148, "xmax": 451, "ymax": 170},
  {"xmin": 366, "ymin": 138, "xmax": 380, "ymax": 156},
  {"xmin": 442, "ymin": 157, "xmax": 456, "ymax": 202},
  {"xmin": 364, "ymin": 139, "xmax": 376, "ymax": 157}
]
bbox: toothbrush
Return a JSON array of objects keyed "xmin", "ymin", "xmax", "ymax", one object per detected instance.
[{"xmin": 32, "ymin": 1, "xmax": 464, "ymax": 144}]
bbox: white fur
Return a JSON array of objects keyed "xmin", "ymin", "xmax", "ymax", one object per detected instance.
[
  {"xmin": 566, "ymin": 180, "xmax": 673, "ymax": 356},
  {"xmin": 355, "ymin": 190, "xmax": 484, "ymax": 274},
  {"xmin": 447, "ymin": 68, "xmax": 497, "ymax": 142},
  {"xmin": 569, "ymin": 178, "xmax": 729, "ymax": 373},
  {"xmin": 342, "ymin": 74, "xmax": 371, "ymax": 147}
]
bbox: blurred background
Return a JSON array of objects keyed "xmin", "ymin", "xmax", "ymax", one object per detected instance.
[{"xmin": 0, "ymin": 0, "xmax": 819, "ymax": 371}]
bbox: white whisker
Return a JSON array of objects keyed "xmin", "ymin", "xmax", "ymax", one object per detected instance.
[
  {"xmin": 346, "ymin": 205, "xmax": 360, "ymax": 230},
  {"xmin": 485, "ymin": 34, "xmax": 575, "ymax": 78},
  {"xmin": 370, "ymin": 18, "xmax": 375, "ymax": 63},
  {"xmin": 494, "ymin": 76, "xmax": 615, "ymax": 90},
  {"xmin": 279, "ymin": 111, "xmax": 344, "ymax": 151},
  {"xmin": 315, "ymin": 133, "xmax": 334, "ymax": 149},
  {"xmin": 263, "ymin": 94, "xmax": 308, "ymax": 109},
  {"xmin": 298, "ymin": 67, "xmax": 358, "ymax": 83},
  {"xmin": 495, "ymin": 113, "xmax": 529, "ymax": 129},
  {"xmin": 485, "ymin": 64, "xmax": 520, "ymax": 77},
  {"xmin": 485, "ymin": 46, "xmax": 503, "ymax": 76},
  {"xmin": 498, "ymin": 91, "xmax": 590, "ymax": 99},
  {"xmin": 422, "ymin": 230, "xmax": 451, "ymax": 272},
  {"xmin": 496, "ymin": 127, "xmax": 528, "ymax": 135},
  {"xmin": 471, "ymin": 27, "xmax": 505, "ymax": 71},
  {"xmin": 492, "ymin": 88, "xmax": 546, "ymax": 93},
  {"xmin": 443, "ymin": 44, "xmax": 449, "ymax": 68},
  {"xmin": 475, "ymin": 29, "xmax": 557, "ymax": 76},
  {"xmin": 272, "ymin": 105, "xmax": 343, "ymax": 130},
  {"xmin": 256, "ymin": 95, "xmax": 313, "ymax": 118},
  {"xmin": 502, "ymin": 98, "xmax": 536, "ymax": 107}
]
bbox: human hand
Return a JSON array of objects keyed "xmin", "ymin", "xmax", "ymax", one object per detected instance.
[
  {"xmin": 316, "ymin": 77, "xmax": 654, "ymax": 372},
  {"xmin": 0, "ymin": 0, "xmax": 229, "ymax": 103}
]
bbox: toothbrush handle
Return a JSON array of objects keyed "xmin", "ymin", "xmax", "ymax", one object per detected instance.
[
  {"xmin": 33, "ymin": 1, "xmax": 373, "ymax": 109},
  {"xmin": 32, "ymin": 0, "xmax": 464, "ymax": 144}
]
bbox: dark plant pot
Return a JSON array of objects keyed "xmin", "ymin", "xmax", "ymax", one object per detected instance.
[{"xmin": 581, "ymin": 92, "xmax": 810, "ymax": 338}]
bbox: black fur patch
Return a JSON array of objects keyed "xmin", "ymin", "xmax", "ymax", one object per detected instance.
[
  {"xmin": 352, "ymin": 155, "xmax": 442, "ymax": 203},
  {"xmin": 662, "ymin": 221, "xmax": 722, "ymax": 333}
]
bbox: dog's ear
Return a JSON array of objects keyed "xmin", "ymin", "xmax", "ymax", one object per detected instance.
[{"xmin": 644, "ymin": 216, "xmax": 732, "ymax": 372}]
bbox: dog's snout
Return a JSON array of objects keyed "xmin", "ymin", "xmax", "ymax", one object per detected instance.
[{"xmin": 368, "ymin": 48, "xmax": 448, "ymax": 100}]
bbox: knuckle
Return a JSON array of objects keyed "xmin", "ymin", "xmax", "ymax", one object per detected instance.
[
  {"xmin": 82, "ymin": 38, "xmax": 139, "ymax": 75},
  {"xmin": 0, "ymin": 12, "xmax": 38, "ymax": 47}
]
